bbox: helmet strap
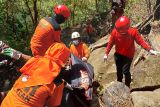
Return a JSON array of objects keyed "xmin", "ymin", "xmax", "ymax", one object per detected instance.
[{"xmin": 54, "ymin": 14, "xmax": 66, "ymax": 24}]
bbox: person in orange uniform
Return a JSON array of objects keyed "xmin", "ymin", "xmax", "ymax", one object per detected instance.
[
  {"xmin": 103, "ymin": 16, "xmax": 158, "ymax": 88},
  {"xmin": 1, "ymin": 42, "xmax": 70, "ymax": 107},
  {"xmin": 0, "ymin": 5, "xmax": 71, "ymax": 105},
  {"xmin": 30, "ymin": 4, "xmax": 71, "ymax": 56},
  {"xmin": 70, "ymin": 32, "xmax": 90, "ymax": 62}
]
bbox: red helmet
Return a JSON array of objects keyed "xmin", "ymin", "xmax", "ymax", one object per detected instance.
[
  {"xmin": 54, "ymin": 4, "xmax": 71, "ymax": 19},
  {"xmin": 115, "ymin": 16, "xmax": 130, "ymax": 34}
]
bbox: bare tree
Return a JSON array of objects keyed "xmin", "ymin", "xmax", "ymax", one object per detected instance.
[
  {"xmin": 33, "ymin": 0, "xmax": 38, "ymax": 26},
  {"xmin": 154, "ymin": 0, "xmax": 160, "ymax": 20},
  {"xmin": 95, "ymin": 0, "xmax": 98, "ymax": 12},
  {"xmin": 23, "ymin": 0, "xmax": 38, "ymax": 27},
  {"xmin": 145, "ymin": 0, "xmax": 152, "ymax": 14}
]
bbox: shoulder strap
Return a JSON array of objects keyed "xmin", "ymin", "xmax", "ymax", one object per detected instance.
[{"xmin": 44, "ymin": 17, "xmax": 61, "ymax": 31}]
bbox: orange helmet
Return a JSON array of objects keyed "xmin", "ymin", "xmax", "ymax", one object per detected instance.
[
  {"xmin": 115, "ymin": 16, "xmax": 130, "ymax": 34},
  {"xmin": 54, "ymin": 4, "xmax": 71, "ymax": 19}
]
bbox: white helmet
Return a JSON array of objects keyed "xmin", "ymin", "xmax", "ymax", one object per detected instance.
[{"xmin": 71, "ymin": 32, "xmax": 80, "ymax": 39}]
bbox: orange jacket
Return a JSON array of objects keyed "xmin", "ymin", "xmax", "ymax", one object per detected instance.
[
  {"xmin": 1, "ymin": 42, "xmax": 70, "ymax": 107},
  {"xmin": 15, "ymin": 42, "xmax": 70, "ymax": 88},
  {"xmin": 1, "ymin": 82, "xmax": 64, "ymax": 107},
  {"xmin": 30, "ymin": 18, "xmax": 61, "ymax": 56},
  {"xmin": 70, "ymin": 42, "xmax": 90, "ymax": 59}
]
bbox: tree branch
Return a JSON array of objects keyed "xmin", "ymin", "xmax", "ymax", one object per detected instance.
[{"xmin": 24, "ymin": 0, "xmax": 34, "ymax": 25}]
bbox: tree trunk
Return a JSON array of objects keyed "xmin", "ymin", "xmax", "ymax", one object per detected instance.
[
  {"xmin": 145, "ymin": 0, "xmax": 151, "ymax": 14},
  {"xmin": 72, "ymin": 2, "xmax": 76, "ymax": 25},
  {"xmin": 33, "ymin": 0, "xmax": 38, "ymax": 26},
  {"xmin": 154, "ymin": 0, "xmax": 160, "ymax": 20},
  {"xmin": 95, "ymin": 0, "xmax": 98, "ymax": 12},
  {"xmin": 24, "ymin": 0, "xmax": 34, "ymax": 25}
]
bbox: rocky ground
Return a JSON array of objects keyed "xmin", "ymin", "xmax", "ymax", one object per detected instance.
[{"xmin": 88, "ymin": 20, "xmax": 160, "ymax": 107}]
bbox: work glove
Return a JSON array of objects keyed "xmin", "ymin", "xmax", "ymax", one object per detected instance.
[
  {"xmin": 1, "ymin": 48, "xmax": 21, "ymax": 60},
  {"xmin": 149, "ymin": 49, "xmax": 158, "ymax": 55},
  {"xmin": 103, "ymin": 54, "xmax": 108, "ymax": 63},
  {"xmin": 65, "ymin": 65, "xmax": 71, "ymax": 70},
  {"xmin": 82, "ymin": 57, "xmax": 87, "ymax": 62}
]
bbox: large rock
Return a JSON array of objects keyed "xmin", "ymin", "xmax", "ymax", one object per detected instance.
[
  {"xmin": 101, "ymin": 81, "xmax": 133, "ymax": 107},
  {"xmin": 131, "ymin": 55, "xmax": 160, "ymax": 89},
  {"xmin": 88, "ymin": 35, "xmax": 117, "ymax": 85},
  {"xmin": 148, "ymin": 21, "xmax": 160, "ymax": 52},
  {"xmin": 131, "ymin": 89, "xmax": 160, "ymax": 107},
  {"xmin": 131, "ymin": 21, "xmax": 160, "ymax": 89}
]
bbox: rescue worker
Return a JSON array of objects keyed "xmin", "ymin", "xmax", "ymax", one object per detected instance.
[
  {"xmin": 109, "ymin": 0, "xmax": 126, "ymax": 27},
  {"xmin": 85, "ymin": 20, "xmax": 95, "ymax": 43},
  {"xmin": 0, "ymin": 41, "xmax": 31, "ymax": 104},
  {"xmin": 30, "ymin": 4, "xmax": 71, "ymax": 56},
  {"xmin": 70, "ymin": 32, "xmax": 90, "ymax": 62},
  {"xmin": 103, "ymin": 16, "xmax": 158, "ymax": 88},
  {"xmin": 0, "ymin": 4, "xmax": 71, "ymax": 104},
  {"xmin": 1, "ymin": 42, "xmax": 70, "ymax": 107},
  {"xmin": 1, "ymin": 4, "xmax": 71, "ymax": 60}
]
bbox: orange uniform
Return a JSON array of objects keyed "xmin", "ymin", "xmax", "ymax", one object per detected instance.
[
  {"xmin": 30, "ymin": 18, "xmax": 61, "ymax": 56},
  {"xmin": 1, "ymin": 42, "xmax": 70, "ymax": 107},
  {"xmin": 1, "ymin": 83, "xmax": 64, "ymax": 107},
  {"xmin": 70, "ymin": 42, "xmax": 90, "ymax": 59}
]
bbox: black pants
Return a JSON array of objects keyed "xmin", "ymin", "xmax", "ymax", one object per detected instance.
[{"xmin": 114, "ymin": 53, "xmax": 133, "ymax": 87}]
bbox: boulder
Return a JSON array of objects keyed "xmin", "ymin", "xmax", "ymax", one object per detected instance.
[
  {"xmin": 131, "ymin": 88, "xmax": 160, "ymax": 107},
  {"xmin": 148, "ymin": 21, "xmax": 160, "ymax": 52},
  {"xmin": 131, "ymin": 21, "xmax": 160, "ymax": 89},
  {"xmin": 101, "ymin": 81, "xmax": 133, "ymax": 107},
  {"xmin": 88, "ymin": 37, "xmax": 117, "ymax": 84},
  {"xmin": 131, "ymin": 55, "xmax": 160, "ymax": 89}
]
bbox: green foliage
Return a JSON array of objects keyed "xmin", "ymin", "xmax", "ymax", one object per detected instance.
[
  {"xmin": 3, "ymin": 0, "xmax": 149, "ymax": 54},
  {"xmin": 0, "ymin": 0, "xmax": 111, "ymax": 55},
  {"xmin": 0, "ymin": 1, "xmax": 32, "ymax": 54}
]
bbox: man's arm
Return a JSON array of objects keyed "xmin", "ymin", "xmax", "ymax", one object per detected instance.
[
  {"xmin": 83, "ymin": 43, "xmax": 90, "ymax": 59},
  {"xmin": 134, "ymin": 29, "xmax": 151, "ymax": 51},
  {"xmin": 105, "ymin": 34, "xmax": 115, "ymax": 55},
  {"xmin": 0, "ymin": 41, "xmax": 31, "ymax": 65}
]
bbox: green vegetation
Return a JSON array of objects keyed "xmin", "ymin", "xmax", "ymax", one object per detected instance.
[
  {"xmin": 0, "ymin": 0, "xmax": 110, "ymax": 54},
  {"xmin": 0, "ymin": 0, "xmax": 156, "ymax": 54}
]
